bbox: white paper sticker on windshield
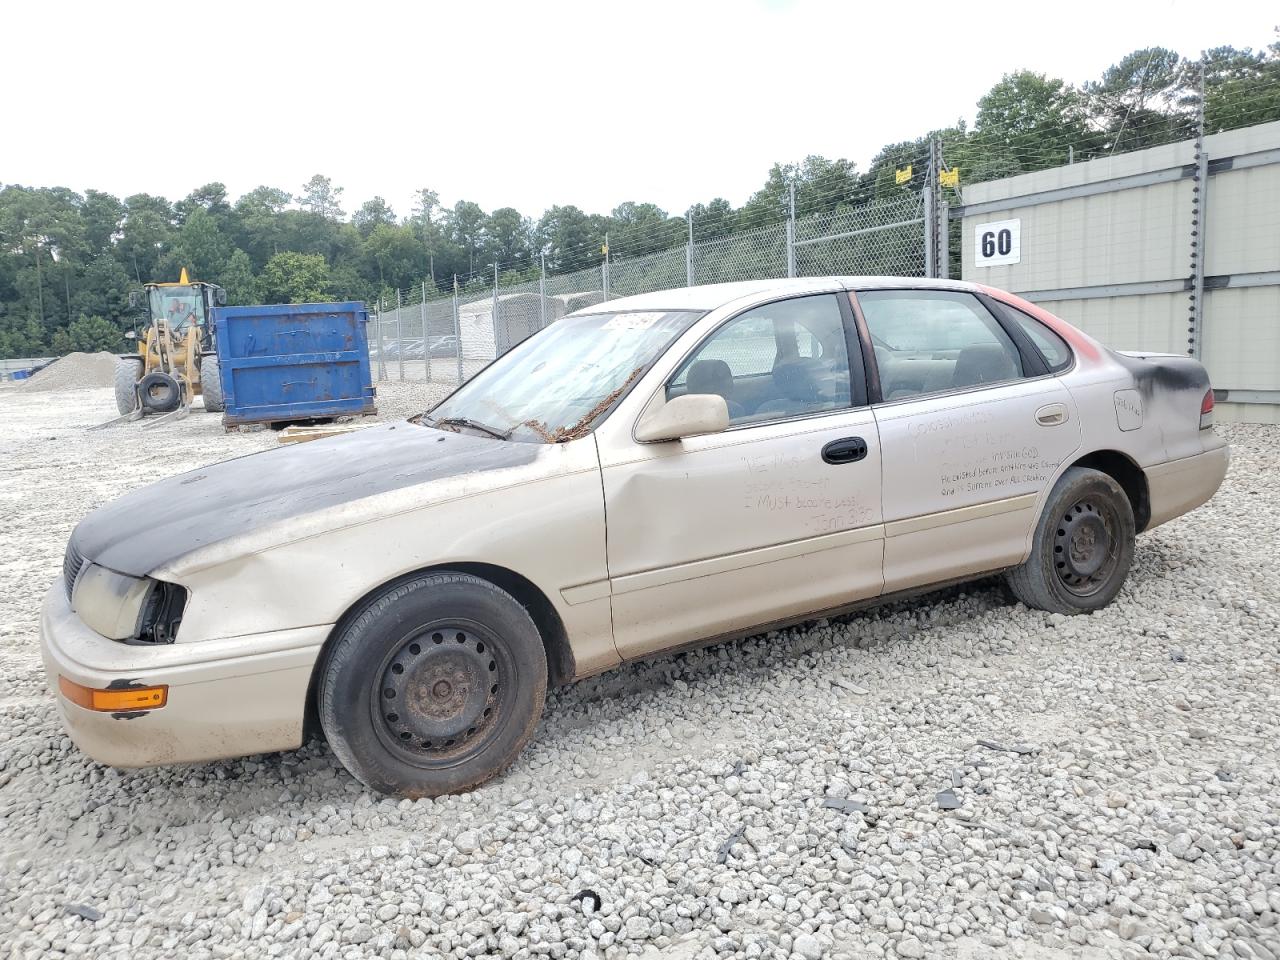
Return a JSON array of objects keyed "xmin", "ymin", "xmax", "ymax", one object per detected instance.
[{"xmin": 603, "ymin": 312, "xmax": 662, "ymax": 331}]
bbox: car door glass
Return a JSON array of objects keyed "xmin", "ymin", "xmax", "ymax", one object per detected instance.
[
  {"xmin": 669, "ymin": 294, "xmax": 851, "ymax": 425},
  {"xmin": 859, "ymin": 290, "xmax": 1024, "ymax": 401}
]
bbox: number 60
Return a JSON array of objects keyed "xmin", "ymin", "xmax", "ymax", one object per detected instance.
[{"xmin": 981, "ymin": 229, "xmax": 1013, "ymax": 258}]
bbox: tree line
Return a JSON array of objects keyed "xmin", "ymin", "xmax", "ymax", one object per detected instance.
[{"xmin": 1, "ymin": 40, "xmax": 1277, "ymax": 358}]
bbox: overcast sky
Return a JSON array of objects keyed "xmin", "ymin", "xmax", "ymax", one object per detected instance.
[{"xmin": 3, "ymin": 0, "xmax": 1275, "ymax": 221}]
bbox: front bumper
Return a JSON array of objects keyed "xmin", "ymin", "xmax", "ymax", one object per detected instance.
[
  {"xmin": 40, "ymin": 582, "xmax": 328, "ymax": 768},
  {"xmin": 1145, "ymin": 437, "xmax": 1230, "ymax": 531}
]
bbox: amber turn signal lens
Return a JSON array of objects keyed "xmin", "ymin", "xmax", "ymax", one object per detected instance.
[{"xmin": 58, "ymin": 676, "xmax": 168, "ymax": 712}]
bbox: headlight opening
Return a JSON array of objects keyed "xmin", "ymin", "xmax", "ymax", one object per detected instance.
[{"xmin": 136, "ymin": 580, "xmax": 187, "ymax": 645}]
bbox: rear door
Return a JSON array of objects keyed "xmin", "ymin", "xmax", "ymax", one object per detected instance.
[{"xmin": 854, "ymin": 289, "xmax": 1081, "ymax": 593}]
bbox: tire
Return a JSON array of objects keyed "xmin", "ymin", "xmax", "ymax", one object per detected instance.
[
  {"xmin": 1006, "ymin": 466, "xmax": 1136, "ymax": 615},
  {"xmin": 137, "ymin": 371, "xmax": 182, "ymax": 413},
  {"xmin": 318, "ymin": 572, "xmax": 547, "ymax": 797},
  {"xmin": 113, "ymin": 357, "xmax": 142, "ymax": 415},
  {"xmin": 201, "ymin": 354, "xmax": 224, "ymax": 413}
]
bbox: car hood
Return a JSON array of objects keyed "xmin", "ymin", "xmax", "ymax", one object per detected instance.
[{"xmin": 72, "ymin": 423, "xmax": 541, "ymax": 578}]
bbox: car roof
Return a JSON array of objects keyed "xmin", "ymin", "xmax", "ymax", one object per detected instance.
[{"xmin": 569, "ymin": 276, "xmax": 982, "ymax": 315}]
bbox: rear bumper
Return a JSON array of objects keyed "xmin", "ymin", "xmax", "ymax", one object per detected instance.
[
  {"xmin": 1145, "ymin": 437, "xmax": 1230, "ymax": 530},
  {"xmin": 40, "ymin": 582, "xmax": 327, "ymax": 768}
]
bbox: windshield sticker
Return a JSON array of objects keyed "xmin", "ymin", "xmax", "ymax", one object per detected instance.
[{"xmin": 603, "ymin": 312, "xmax": 663, "ymax": 331}]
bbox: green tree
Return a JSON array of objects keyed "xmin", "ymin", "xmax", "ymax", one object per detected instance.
[
  {"xmin": 363, "ymin": 223, "xmax": 424, "ymax": 290},
  {"xmin": 1087, "ymin": 47, "xmax": 1193, "ymax": 150},
  {"xmin": 483, "ymin": 207, "xmax": 533, "ymax": 268},
  {"xmin": 167, "ymin": 207, "xmax": 231, "ymax": 281},
  {"xmin": 256, "ymin": 251, "xmax": 333, "ymax": 304},
  {"xmin": 52, "ymin": 317, "xmax": 122, "ymax": 355},
  {"xmin": 536, "ymin": 205, "xmax": 597, "ymax": 273},
  {"xmin": 232, "ymin": 186, "xmax": 292, "ymax": 268},
  {"xmin": 218, "ymin": 249, "xmax": 256, "ymax": 306},
  {"xmin": 976, "ymin": 72, "xmax": 1095, "ymax": 170},
  {"xmin": 353, "ymin": 197, "xmax": 396, "ymax": 237},
  {"xmin": 297, "ymin": 175, "xmax": 345, "ymax": 220}
]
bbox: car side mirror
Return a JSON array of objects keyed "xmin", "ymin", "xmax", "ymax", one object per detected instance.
[
  {"xmin": 129, "ymin": 291, "xmax": 139, "ymax": 308},
  {"xmin": 634, "ymin": 392, "xmax": 729, "ymax": 443},
  {"xmin": 215, "ymin": 287, "xmax": 227, "ymax": 306}
]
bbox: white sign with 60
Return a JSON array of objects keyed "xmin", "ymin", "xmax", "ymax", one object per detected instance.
[{"xmin": 974, "ymin": 219, "xmax": 1021, "ymax": 267}]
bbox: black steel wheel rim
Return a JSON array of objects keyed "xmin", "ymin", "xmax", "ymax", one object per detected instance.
[
  {"xmin": 1053, "ymin": 497, "xmax": 1120, "ymax": 597},
  {"xmin": 371, "ymin": 620, "xmax": 510, "ymax": 768}
]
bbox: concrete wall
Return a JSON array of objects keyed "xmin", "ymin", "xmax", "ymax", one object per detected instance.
[{"xmin": 961, "ymin": 121, "xmax": 1280, "ymax": 422}]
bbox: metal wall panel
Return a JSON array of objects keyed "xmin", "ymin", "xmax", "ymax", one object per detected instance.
[{"xmin": 961, "ymin": 120, "xmax": 1280, "ymax": 418}]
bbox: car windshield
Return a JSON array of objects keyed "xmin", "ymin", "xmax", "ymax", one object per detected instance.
[{"xmin": 421, "ymin": 310, "xmax": 703, "ymax": 443}]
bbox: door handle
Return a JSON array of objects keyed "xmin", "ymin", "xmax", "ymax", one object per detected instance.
[
  {"xmin": 1035, "ymin": 403, "xmax": 1068, "ymax": 426},
  {"xmin": 822, "ymin": 437, "xmax": 868, "ymax": 464}
]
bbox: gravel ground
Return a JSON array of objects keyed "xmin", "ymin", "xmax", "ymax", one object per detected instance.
[{"xmin": 0, "ymin": 382, "xmax": 1276, "ymax": 960}]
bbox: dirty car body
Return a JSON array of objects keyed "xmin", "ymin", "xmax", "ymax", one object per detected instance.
[{"xmin": 42, "ymin": 277, "xmax": 1228, "ymax": 793}]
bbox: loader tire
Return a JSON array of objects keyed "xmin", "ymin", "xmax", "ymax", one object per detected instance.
[
  {"xmin": 201, "ymin": 354, "xmax": 225, "ymax": 413},
  {"xmin": 113, "ymin": 357, "xmax": 142, "ymax": 415},
  {"xmin": 138, "ymin": 372, "xmax": 181, "ymax": 413}
]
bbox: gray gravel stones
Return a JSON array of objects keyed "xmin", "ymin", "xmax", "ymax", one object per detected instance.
[{"xmin": 0, "ymin": 386, "xmax": 1278, "ymax": 960}]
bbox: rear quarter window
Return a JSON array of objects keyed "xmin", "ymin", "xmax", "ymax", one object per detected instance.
[{"xmin": 992, "ymin": 301, "xmax": 1074, "ymax": 372}]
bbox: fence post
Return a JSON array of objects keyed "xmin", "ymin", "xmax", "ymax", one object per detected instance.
[
  {"xmin": 539, "ymin": 253, "xmax": 548, "ymax": 329},
  {"xmin": 421, "ymin": 281, "xmax": 430, "ymax": 382},
  {"xmin": 453, "ymin": 275, "xmax": 463, "ymax": 385},
  {"xmin": 602, "ymin": 232, "xmax": 610, "ymax": 299},
  {"xmin": 1188, "ymin": 65, "xmax": 1207, "ymax": 359},
  {"xmin": 375, "ymin": 297, "xmax": 387, "ymax": 382},
  {"xmin": 395, "ymin": 289, "xmax": 405, "ymax": 381},
  {"xmin": 924, "ymin": 138, "xmax": 939, "ymax": 278},
  {"xmin": 939, "ymin": 202, "xmax": 950, "ymax": 281},
  {"xmin": 786, "ymin": 181, "xmax": 797, "ymax": 278},
  {"xmin": 686, "ymin": 211, "xmax": 694, "ymax": 286},
  {"xmin": 492, "ymin": 262, "xmax": 501, "ymax": 356}
]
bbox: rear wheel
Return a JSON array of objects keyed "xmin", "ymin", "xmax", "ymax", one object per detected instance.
[
  {"xmin": 318, "ymin": 572, "xmax": 547, "ymax": 797},
  {"xmin": 1006, "ymin": 466, "xmax": 1135, "ymax": 615},
  {"xmin": 113, "ymin": 357, "xmax": 142, "ymax": 415},
  {"xmin": 200, "ymin": 354, "xmax": 224, "ymax": 413}
]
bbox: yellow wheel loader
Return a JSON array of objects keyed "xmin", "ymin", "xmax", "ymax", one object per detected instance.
[{"xmin": 99, "ymin": 269, "xmax": 228, "ymax": 429}]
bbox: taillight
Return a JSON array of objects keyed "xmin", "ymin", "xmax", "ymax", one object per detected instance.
[{"xmin": 1200, "ymin": 389, "xmax": 1214, "ymax": 430}]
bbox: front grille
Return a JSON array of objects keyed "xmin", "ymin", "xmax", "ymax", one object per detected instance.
[{"xmin": 63, "ymin": 538, "xmax": 86, "ymax": 600}]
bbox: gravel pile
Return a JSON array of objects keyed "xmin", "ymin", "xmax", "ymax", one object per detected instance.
[
  {"xmin": 19, "ymin": 351, "xmax": 123, "ymax": 393},
  {"xmin": 0, "ymin": 385, "xmax": 1276, "ymax": 960}
]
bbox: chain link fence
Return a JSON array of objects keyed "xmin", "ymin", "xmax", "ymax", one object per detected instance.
[{"xmin": 371, "ymin": 192, "xmax": 927, "ymax": 387}]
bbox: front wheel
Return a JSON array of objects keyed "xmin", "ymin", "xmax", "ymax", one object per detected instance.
[
  {"xmin": 200, "ymin": 354, "xmax": 224, "ymax": 413},
  {"xmin": 318, "ymin": 572, "xmax": 547, "ymax": 797},
  {"xmin": 1006, "ymin": 466, "xmax": 1136, "ymax": 615},
  {"xmin": 113, "ymin": 357, "xmax": 142, "ymax": 415}
]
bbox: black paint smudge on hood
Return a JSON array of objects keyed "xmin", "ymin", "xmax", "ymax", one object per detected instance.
[{"xmin": 72, "ymin": 423, "xmax": 539, "ymax": 577}]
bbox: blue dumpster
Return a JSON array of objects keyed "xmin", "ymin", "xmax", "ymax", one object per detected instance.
[{"xmin": 212, "ymin": 301, "xmax": 377, "ymax": 427}]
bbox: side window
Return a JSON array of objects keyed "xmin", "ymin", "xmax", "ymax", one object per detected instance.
[
  {"xmin": 669, "ymin": 294, "xmax": 852, "ymax": 425},
  {"xmin": 858, "ymin": 290, "xmax": 1024, "ymax": 401},
  {"xmin": 990, "ymin": 301, "xmax": 1073, "ymax": 372}
]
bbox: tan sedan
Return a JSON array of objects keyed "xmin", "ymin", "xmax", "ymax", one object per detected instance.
[{"xmin": 42, "ymin": 277, "xmax": 1228, "ymax": 796}]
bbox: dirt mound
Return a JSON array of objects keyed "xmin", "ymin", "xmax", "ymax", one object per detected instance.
[{"xmin": 19, "ymin": 351, "xmax": 121, "ymax": 392}]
